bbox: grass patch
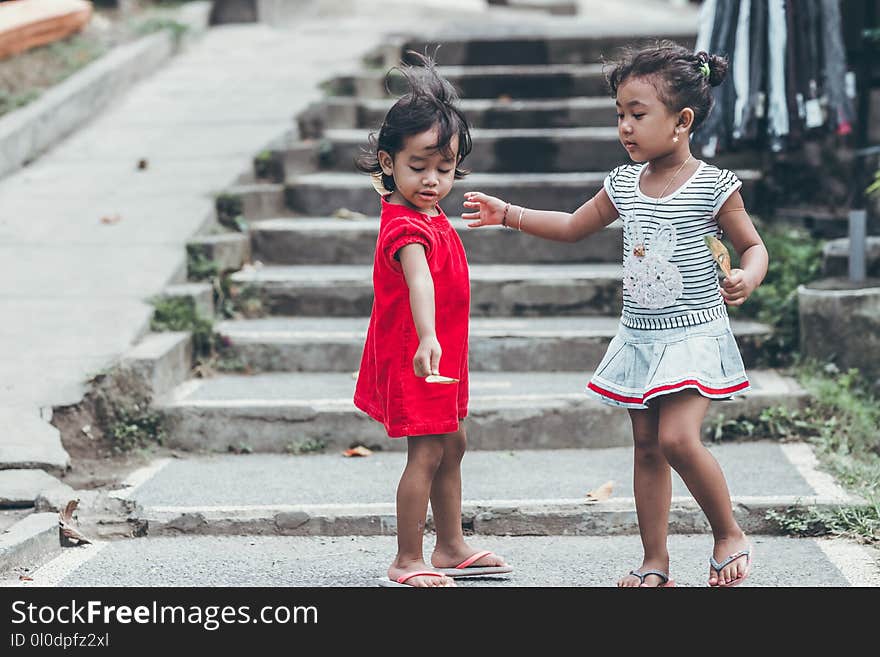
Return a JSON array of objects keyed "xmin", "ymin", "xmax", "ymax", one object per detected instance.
[
  {"xmin": 725, "ymin": 364, "xmax": 880, "ymax": 543},
  {"xmin": 150, "ymin": 295, "xmax": 216, "ymax": 360},
  {"xmin": 107, "ymin": 402, "xmax": 166, "ymax": 453}
]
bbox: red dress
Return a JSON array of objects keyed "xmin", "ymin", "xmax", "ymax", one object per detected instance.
[{"xmin": 354, "ymin": 196, "xmax": 470, "ymax": 438}]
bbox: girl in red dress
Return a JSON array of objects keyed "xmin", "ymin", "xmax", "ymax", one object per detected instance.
[{"xmin": 354, "ymin": 52, "xmax": 511, "ymax": 587}]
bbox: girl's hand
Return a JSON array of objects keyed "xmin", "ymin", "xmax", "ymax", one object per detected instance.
[
  {"xmin": 413, "ymin": 335, "xmax": 442, "ymax": 378},
  {"xmin": 462, "ymin": 191, "xmax": 508, "ymax": 228},
  {"xmin": 720, "ymin": 268, "xmax": 756, "ymax": 306}
]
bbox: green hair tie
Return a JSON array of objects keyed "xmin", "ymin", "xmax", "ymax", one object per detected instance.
[{"xmin": 699, "ymin": 61, "xmax": 711, "ymax": 79}]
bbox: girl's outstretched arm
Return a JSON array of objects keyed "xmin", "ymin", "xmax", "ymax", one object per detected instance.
[
  {"xmin": 716, "ymin": 190, "xmax": 769, "ymax": 307},
  {"xmin": 398, "ymin": 243, "xmax": 442, "ymax": 377},
  {"xmin": 462, "ymin": 188, "xmax": 619, "ymax": 242}
]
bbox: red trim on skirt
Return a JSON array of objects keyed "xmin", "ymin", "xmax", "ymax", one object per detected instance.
[{"xmin": 587, "ymin": 378, "xmax": 750, "ymax": 405}]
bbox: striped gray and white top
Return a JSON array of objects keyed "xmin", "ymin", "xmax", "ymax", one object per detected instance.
[{"xmin": 603, "ymin": 161, "xmax": 742, "ymax": 330}]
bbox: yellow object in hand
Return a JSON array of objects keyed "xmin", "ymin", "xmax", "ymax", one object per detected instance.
[
  {"xmin": 425, "ymin": 374, "xmax": 459, "ymax": 384},
  {"xmin": 704, "ymin": 235, "xmax": 732, "ymax": 277}
]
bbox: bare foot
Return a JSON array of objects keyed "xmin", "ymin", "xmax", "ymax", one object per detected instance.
[
  {"xmin": 430, "ymin": 543, "xmax": 509, "ymax": 570},
  {"xmin": 617, "ymin": 558, "xmax": 671, "ymax": 588},
  {"xmin": 388, "ymin": 560, "xmax": 455, "ymax": 587},
  {"xmin": 709, "ymin": 533, "xmax": 751, "ymax": 586}
]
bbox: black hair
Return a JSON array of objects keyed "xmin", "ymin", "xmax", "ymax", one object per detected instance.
[
  {"xmin": 355, "ymin": 50, "xmax": 472, "ymax": 192},
  {"xmin": 605, "ymin": 40, "xmax": 729, "ymax": 133}
]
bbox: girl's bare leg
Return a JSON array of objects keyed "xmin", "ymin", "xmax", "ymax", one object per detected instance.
[
  {"xmin": 655, "ymin": 389, "xmax": 750, "ymax": 586},
  {"xmin": 618, "ymin": 404, "xmax": 673, "ymax": 587},
  {"xmin": 429, "ymin": 427, "xmax": 508, "ymax": 569},
  {"xmin": 389, "ymin": 435, "xmax": 455, "ymax": 586}
]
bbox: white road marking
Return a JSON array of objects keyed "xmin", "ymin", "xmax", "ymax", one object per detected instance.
[
  {"xmin": 109, "ymin": 458, "xmax": 173, "ymax": 500},
  {"xmin": 780, "ymin": 443, "xmax": 854, "ymax": 502},
  {"xmin": 7, "ymin": 542, "xmax": 110, "ymax": 587},
  {"xmin": 815, "ymin": 538, "xmax": 880, "ymax": 586}
]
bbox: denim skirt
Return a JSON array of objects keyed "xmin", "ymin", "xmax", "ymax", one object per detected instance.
[{"xmin": 585, "ymin": 315, "xmax": 751, "ymax": 409}]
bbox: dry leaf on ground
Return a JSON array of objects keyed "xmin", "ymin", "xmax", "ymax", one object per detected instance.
[
  {"xmin": 100, "ymin": 214, "xmax": 121, "ymax": 225},
  {"xmin": 58, "ymin": 499, "xmax": 91, "ymax": 546},
  {"xmin": 585, "ymin": 480, "xmax": 614, "ymax": 503},
  {"xmin": 342, "ymin": 445, "xmax": 373, "ymax": 457}
]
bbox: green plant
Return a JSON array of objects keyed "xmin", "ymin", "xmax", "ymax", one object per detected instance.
[
  {"xmin": 254, "ymin": 150, "xmax": 282, "ymax": 181},
  {"xmin": 227, "ymin": 282, "xmax": 264, "ymax": 319},
  {"xmin": 186, "ymin": 247, "xmax": 220, "ymax": 282},
  {"xmin": 868, "ymin": 168, "xmax": 880, "ymax": 197},
  {"xmin": 285, "ymin": 438, "xmax": 327, "ymax": 455},
  {"xmin": 728, "ymin": 221, "xmax": 824, "ymax": 366},
  {"xmin": 215, "ymin": 194, "xmax": 244, "ymax": 232},
  {"xmin": 150, "ymin": 296, "xmax": 216, "ymax": 360},
  {"xmin": 0, "ymin": 89, "xmax": 40, "ymax": 116},
  {"xmin": 108, "ymin": 403, "xmax": 166, "ymax": 453},
  {"xmin": 134, "ymin": 17, "xmax": 188, "ymax": 42},
  {"xmin": 766, "ymin": 502, "xmax": 880, "ymax": 543}
]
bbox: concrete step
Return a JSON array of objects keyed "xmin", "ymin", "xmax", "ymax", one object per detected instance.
[
  {"xmin": 281, "ymin": 170, "xmax": 762, "ymax": 217},
  {"xmin": 0, "ymin": 513, "xmax": 60, "ymax": 578},
  {"xmin": 298, "ymin": 128, "xmax": 760, "ymax": 175},
  {"xmin": 248, "ymin": 217, "xmax": 623, "ymax": 265},
  {"xmin": 484, "ymin": 0, "xmax": 578, "ymax": 16},
  {"xmin": 393, "ymin": 32, "xmax": 696, "ymax": 67},
  {"xmin": 228, "ymin": 263, "xmax": 623, "ymax": 317},
  {"xmin": 822, "ymin": 236, "xmax": 880, "ymax": 278},
  {"xmin": 298, "ymin": 97, "xmax": 618, "ymax": 136},
  {"xmin": 159, "ymin": 369, "xmax": 806, "ymax": 453},
  {"xmin": 324, "ymin": 64, "xmax": 610, "ymax": 99},
  {"xmin": 127, "ymin": 442, "xmax": 855, "ymax": 539},
  {"xmin": 215, "ymin": 316, "xmax": 772, "ymax": 373}
]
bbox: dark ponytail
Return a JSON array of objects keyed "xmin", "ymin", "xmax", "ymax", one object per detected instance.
[
  {"xmin": 606, "ymin": 40, "xmax": 729, "ymax": 132},
  {"xmin": 355, "ymin": 50, "xmax": 472, "ymax": 192}
]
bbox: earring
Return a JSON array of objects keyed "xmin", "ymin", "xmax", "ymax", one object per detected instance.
[{"xmin": 673, "ymin": 129, "xmax": 680, "ymax": 143}]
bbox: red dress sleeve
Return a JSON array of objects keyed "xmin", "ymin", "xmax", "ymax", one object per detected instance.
[{"xmin": 380, "ymin": 215, "xmax": 435, "ymax": 271}]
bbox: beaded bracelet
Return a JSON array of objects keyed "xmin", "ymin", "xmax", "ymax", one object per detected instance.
[{"xmin": 501, "ymin": 202, "xmax": 510, "ymax": 227}]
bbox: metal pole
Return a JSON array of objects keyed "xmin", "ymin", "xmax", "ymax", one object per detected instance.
[{"xmin": 849, "ymin": 208, "xmax": 867, "ymax": 283}]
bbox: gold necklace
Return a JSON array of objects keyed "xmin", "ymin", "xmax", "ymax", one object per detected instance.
[
  {"xmin": 632, "ymin": 154, "xmax": 693, "ymax": 257},
  {"xmin": 649, "ymin": 154, "xmax": 693, "ymax": 203}
]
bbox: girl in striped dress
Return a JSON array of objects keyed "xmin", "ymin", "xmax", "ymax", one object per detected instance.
[{"xmin": 462, "ymin": 42, "xmax": 768, "ymax": 588}]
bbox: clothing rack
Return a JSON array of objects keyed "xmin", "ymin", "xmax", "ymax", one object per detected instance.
[{"xmin": 694, "ymin": 0, "xmax": 856, "ymax": 156}]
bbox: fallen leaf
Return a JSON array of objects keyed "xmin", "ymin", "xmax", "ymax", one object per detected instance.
[
  {"xmin": 342, "ymin": 445, "xmax": 373, "ymax": 457},
  {"xmin": 137, "ymin": 158, "xmax": 149, "ymax": 170},
  {"xmin": 585, "ymin": 480, "xmax": 614, "ymax": 503},
  {"xmin": 58, "ymin": 499, "xmax": 91, "ymax": 546},
  {"xmin": 19, "ymin": 575, "xmax": 33, "ymax": 581},
  {"xmin": 100, "ymin": 214, "xmax": 121, "ymax": 225}
]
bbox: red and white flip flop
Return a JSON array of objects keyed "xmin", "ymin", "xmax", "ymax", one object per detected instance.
[
  {"xmin": 436, "ymin": 550, "xmax": 513, "ymax": 578},
  {"xmin": 377, "ymin": 571, "xmax": 454, "ymax": 587}
]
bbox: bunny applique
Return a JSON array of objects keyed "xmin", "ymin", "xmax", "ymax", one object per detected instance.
[{"xmin": 622, "ymin": 214, "xmax": 683, "ymax": 309}]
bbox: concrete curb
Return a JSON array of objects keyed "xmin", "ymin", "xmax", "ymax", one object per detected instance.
[
  {"xmin": 139, "ymin": 495, "xmax": 861, "ymax": 538},
  {"xmin": 0, "ymin": 408, "xmax": 70, "ymax": 473},
  {"xmin": 0, "ymin": 513, "xmax": 59, "ymax": 576},
  {"xmin": 0, "ymin": 1, "xmax": 212, "ymax": 181}
]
